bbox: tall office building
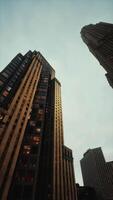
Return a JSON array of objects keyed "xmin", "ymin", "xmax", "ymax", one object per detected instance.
[
  {"xmin": 106, "ymin": 161, "xmax": 113, "ymax": 188},
  {"xmin": 81, "ymin": 22, "xmax": 113, "ymax": 88},
  {"xmin": 80, "ymin": 147, "xmax": 113, "ymax": 200},
  {"xmin": 0, "ymin": 51, "xmax": 77, "ymax": 200}
]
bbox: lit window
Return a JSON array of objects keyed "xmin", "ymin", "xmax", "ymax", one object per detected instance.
[
  {"xmin": 43, "ymin": 79, "xmax": 48, "ymax": 83},
  {"xmin": 30, "ymin": 121, "xmax": 35, "ymax": 127},
  {"xmin": 32, "ymin": 136, "xmax": 40, "ymax": 144},
  {"xmin": 3, "ymin": 90, "xmax": 9, "ymax": 97},
  {"xmin": 24, "ymin": 145, "xmax": 30, "ymax": 150},
  {"xmin": 38, "ymin": 109, "xmax": 43, "ymax": 114},
  {"xmin": 6, "ymin": 86, "xmax": 12, "ymax": 91},
  {"xmin": 23, "ymin": 145, "xmax": 31, "ymax": 154},
  {"xmin": 0, "ymin": 114, "xmax": 3, "ymax": 120},
  {"xmin": 36, "ymin": 128, "xmax": 41, "ymax": 133}
]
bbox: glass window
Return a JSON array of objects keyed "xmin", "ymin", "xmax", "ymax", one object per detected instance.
[
  {"xmin": 8, "ymin": 81, "xmax": 14, "ymax": 87},
  {"xmin": 4, "ymin": 69, "xmax": 11, "ymax": 76},
  {"xmin": 23, "ymin": 185, "xmax": 33, "ymax": 199},
  {"xmin": 30, "ymin": 157, "xmax": 37, "ymax": 167},
  {"xmin": 0, "ymin": 96, "xmax": 5, "ymax": 103},
  {"xmin": 0, "ymin": 80, "xmax": 3, "ymax": 86},
  {"xmin": 36, "ymin": 128, "xmax": 41, "ymax": 133},
  {"xmin": 36, "ymin": 121, "xmax": 42, "ymax": 127},
  {"xmin": 32, "ymin": 136, "xmax": 40, "ymax": 144},
  {"xmin": 31, "ymin": 146, "xmax": 38, "ymax": 154},
  {"xmin": 18, "ymin": 57, "xmax": 22, "ymax": 61},
  {"xmin": 6, "ymin": 86, "xmax": 12, "ymax": 91},
  {"xmin": 30, "ymin": 121, "xmax": 35, "ymax": 127},
  {"xmin": 38, "ymin": 109, "xmax": 44, "ymax": 114},
  {"xmin": 2, "ymin": 72, "xmax": 9, "ymax": 78},
  {"xmin": 38, "ymin": 96, "xmax": 46, "ymax": 100},
  {"xmin": 13, "ymin": 184, "xmax": 22, "ymax": 198},
  {"xmin": 23, "ymin": 145, "xmax": 31, "ymax": 155},
  {"xmin": 3, "ymin": 90, "xmax": 9, "ymax": 97}
]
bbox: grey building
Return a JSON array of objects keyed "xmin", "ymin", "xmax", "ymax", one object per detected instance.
[
  {"xmin": 106, "ymin": 161, "xmax": 113, "ymax": 188},
  {"xmin": 81, "ymin": 22, "xmax": 113, "ymax": 88},
  {"xmin": 80, "ymin": 147, "xmax": 113, "ymax": 200}
]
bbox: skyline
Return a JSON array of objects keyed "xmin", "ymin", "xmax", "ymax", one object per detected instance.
[{"xmin": 0, "ymin": 0, "xmax": 113, "ymax": 185}]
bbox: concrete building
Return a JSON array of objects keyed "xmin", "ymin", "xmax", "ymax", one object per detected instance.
[
  {"xmin": 81, "ymin": 22, "xmax": 113, "ymax": 88},
  {"xmin": 80, "ymin": 147, "xmax": 113, "ymax": 200},
  {"xmin": 0, "ymin": 51, "xmax": 77, "ymax": 200}
]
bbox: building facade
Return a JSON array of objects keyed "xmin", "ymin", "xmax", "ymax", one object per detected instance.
[
  {"xmin": 81, "ymin": 22, "xmax": 113, "ymax": 88},
  {"xmin": 80, "ymin": 147, "xmax": 113, "ymax": 200},
  {"xmin": 0, "ymin": 51, "xmax": 77, "ymax": 200},
  {"xmin": 76, "ymin": 184, "xmax": 97, "ymax": 200}
]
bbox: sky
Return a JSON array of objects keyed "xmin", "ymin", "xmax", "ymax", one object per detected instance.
[{"xmin": 0, "ymin": 0, "xmax": 113, "ymax": 185}]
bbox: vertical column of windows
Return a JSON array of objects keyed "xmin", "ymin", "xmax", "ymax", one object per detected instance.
[
  {"xmin": 53, "ymin": 80, "xmax": 64, "ymax": 200},
  {"xmin": 62, "ymin": 147, "xmax": 76, "ymax": 200},
  {"xmin": 0, "ymin": 53, "xmax": 33, "ymax": 108},
  {"xmin": 8, "ymin": 65, "xmax": 50, "ymax": 200},
  {"xmin": 0, "ymin": 57, "xmax": 42, "ymax": 200}
]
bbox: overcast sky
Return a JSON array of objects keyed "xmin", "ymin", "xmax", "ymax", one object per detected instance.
[{"xmin": 0, "ymin": 0, "xmax": 113, "ymax": 185}]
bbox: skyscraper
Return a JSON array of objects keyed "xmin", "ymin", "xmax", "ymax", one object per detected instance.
[
  {"xmin": 0, "ymin": 51, "xmax": 77, "ymax": 200},
  {"xmin": 80, "ymin": 147, "xmax": 113, "ymax": 200},
  {"xmin": 81, "ymin": 22, "xmax": 113, "ymax": 88}
]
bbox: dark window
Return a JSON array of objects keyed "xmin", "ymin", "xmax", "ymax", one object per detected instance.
[
  {"xmin": 23, "ymin": 185, "xmax": 33, "ymax": 199},
  {"xmin": 31, "ymin": 146, "xmax": 39, "ymax": 154},
  {"xmin": 13, "ymin": 184, "xmax": 22, "ymax": 198}
]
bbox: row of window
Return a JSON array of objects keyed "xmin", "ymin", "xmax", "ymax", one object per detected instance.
[{"xmin": 23, "ymin": 143, "xmax": 39, "ymax": 155}]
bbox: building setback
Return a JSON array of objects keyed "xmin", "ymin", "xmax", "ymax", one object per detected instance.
[
  {"xmin": 81, "ymin": 22, "xmax": 113, "ymax": 88},
  {"xmin": 0, "ymin": 51, "xmax": 77, "ymax": 200},
  {"xmin": 80, "ymin": 147, "xmax": 113, "ymax": 200}
]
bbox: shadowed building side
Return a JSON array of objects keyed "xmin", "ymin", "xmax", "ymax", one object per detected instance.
[
  {"xmin": 80, "ymin": 148, "xmax": 113, "ymax": 200},
  {"xmin": 81, "ymin": 22, "xmax": 113, "ymax": 88}
]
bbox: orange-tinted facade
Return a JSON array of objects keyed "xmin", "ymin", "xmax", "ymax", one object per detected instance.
[{"xmin": 0, "ymin": 51, "xmax": 77, "ymax": 200}]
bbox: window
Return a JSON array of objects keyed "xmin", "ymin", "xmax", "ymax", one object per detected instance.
[
  {"xmin": 30, "ymin": 157, "xmax": 37, "ymax": 167},
  {"xmin": 0, "ymin": 80, "xmax": 3, "ymax": 86},
  {"xmin": 30, "ymin": 121, "xmax": 35, "ymax": 127},
  {"xmin": 32, "ymin": 136, "xmax": 40, "ymax": 144},
  {"xmin": 38, "ymin": 88, "xmax": 47, "ymax": 92},
  {"xmin": 6, "ymin": 86, "xmax": 12, "ymax": 91},
  {"xmin": 0, "ymin": 114, "xmax": 3, "ymax": 121},
  {"xmin": 8, "ymin": 80, "xmax": 14, "ymax": 87},
  {"xmin": 19, "ymin": 156, "xmax": 29, "ymax": 167},
  {"xmin": 5, "ymin": 68, "xmax": 12, "ymax": 75},
  {"xmin": 18, "ymin": 56, "xmax": 22, "ymax": 61},
  {"xmin": 38, "ymin": 96, "xmax": 46, "ymax": 100},
  {"xmin": 3, "ymin": 90, "xmax": 9, "ymax": 97},
  {"xmin": 23, "ymin": 145, "xmax": 31, "ymax": 155},
  {"xmin": 2, "ymin": 71, "xmax": 9, "ymax": 78},
  {"xmin": 23, "ymin": 185, "xmax": 33, "ymax": 199},
  {"xmin": 36, "ymin": 128, "xmax": 41, "ymax": 133},
  {"xmin": 13, "ymin": 184, "xmax": 22, "ymax": 198},
  {"xmin": 31, "ymin": 146, "xmax": 38, "ymax": 154},
  {"xmin": 43, "ymin": 80, "xmax": 48, "ymax": 83},
  {"xmin": 33, "ymin": 103, "xmax": 39, "ymax": 109},
  {"xmin": 38, "ymin": 109, "xmax": 44, "ymax": 114},
  {"xmin": 36, "ymin": 121, "xmax": 42, "ymax": 127}
]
